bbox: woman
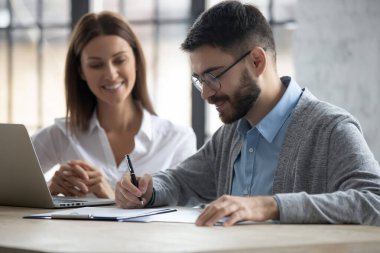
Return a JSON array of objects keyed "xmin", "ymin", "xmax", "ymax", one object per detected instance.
[{"xmin": 32, "ymin": 11, "xmax": 196, "ymax": 200}]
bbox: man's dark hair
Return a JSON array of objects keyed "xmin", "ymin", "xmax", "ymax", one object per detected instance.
[{"xmin": 181, "ymin": 0, "xmax": 276, "ymax": 61}]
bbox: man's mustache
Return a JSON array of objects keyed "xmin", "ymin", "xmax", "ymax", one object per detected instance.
[{"xmin": 208, "ymin": 95, "xmax": 229, "ymax": 104}]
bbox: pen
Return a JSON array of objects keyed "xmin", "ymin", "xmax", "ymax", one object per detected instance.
[
  {"xmin": 194, "ymin": 203, "xmax": 207, "ymax": 209},
  {"xmin": 126, "ymin": 154, "xmax": 144, "ymax": 206},
  {"xmin": 51, "ymin": 213, "xmax": 93, "ymax": 219}
]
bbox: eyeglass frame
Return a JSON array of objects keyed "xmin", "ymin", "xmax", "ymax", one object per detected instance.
[{"xmin": 191, "ymin": 49, "xmax": 252, "ymax": 92}]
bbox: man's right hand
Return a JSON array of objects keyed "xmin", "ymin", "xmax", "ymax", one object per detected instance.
[{"xmin": 115, "ymin": 173, "xmax": 153, "ymax": 209}]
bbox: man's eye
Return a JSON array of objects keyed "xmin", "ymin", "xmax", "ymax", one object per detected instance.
[{"xmin": 205, "ymin": 73, "xmax": 217, "ymax": 81}]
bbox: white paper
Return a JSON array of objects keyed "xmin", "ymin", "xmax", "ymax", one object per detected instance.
[
  {"xmin": 128, "ymin": 208, "xmax": 203, "ymax": 223},
  {"xmin": 25, "ymin": 206, "xmax": 176, "ymax": 221}
]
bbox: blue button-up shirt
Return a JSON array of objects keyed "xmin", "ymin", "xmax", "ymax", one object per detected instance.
[{"xmin": 231, "ymin": 77, "xmax": 303, "ymax": 196}]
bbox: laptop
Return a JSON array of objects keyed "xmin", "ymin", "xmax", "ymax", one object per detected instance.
[{"xmin": 0, "ymin": 123, "xmax": 115, "ymax": 208}]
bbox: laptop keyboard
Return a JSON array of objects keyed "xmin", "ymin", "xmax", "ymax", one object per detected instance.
[
  {"xmin": 54, "ymin": 198, "xmax": 87, "ymax": 203},
  {"xmin": 51, "ymin": 196, "xmax": 114, "ymax": 207},
  {"xmin": 52, "ymin": 197, "xmax": 88, "ymax": 207}
]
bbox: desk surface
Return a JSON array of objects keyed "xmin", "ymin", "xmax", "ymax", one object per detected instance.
[{"xmin": 1, "ymin": 206, "xmax": 380, "ymax": 253}]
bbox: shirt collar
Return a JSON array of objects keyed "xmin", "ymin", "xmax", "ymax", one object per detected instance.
[
  {"xmin": 87, "ymin": 104, "xmax": 153, "ymax": 142},
  {"xmin": 138, "ymin": 107, "xmax": 153, "ymax": 141},
  {"xmin": 238, "ymin": 76, "xmax": 303, "ymax": 143},
  {"xmin": 131, "ymin": 106, "xmax": 153, "ymax": 155},
  {"xmin": 88, "ymin": 112, "xmax": 101, "ymax": 133},
  {"xmin": 90, "ymin": 105, "xmax": 153, "ymax": 155}
]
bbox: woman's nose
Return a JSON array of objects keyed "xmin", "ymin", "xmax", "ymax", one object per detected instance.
[{"xmin": 104, "ymin": 63, "xmax": 118, "ymax": 80}]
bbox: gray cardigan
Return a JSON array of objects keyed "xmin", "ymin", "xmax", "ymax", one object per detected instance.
[{"xmin": 152, "ymin": 89, "xmax": 380, "ymax": 225}]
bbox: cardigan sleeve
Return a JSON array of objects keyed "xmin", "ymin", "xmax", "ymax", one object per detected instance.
[
  {"xmin": 275, "ymin": 119, "xmax": 380, "ymax": 225},
  {"xmin": 151, "ymin": 126, "xmax": 225, "ymax": 207}
]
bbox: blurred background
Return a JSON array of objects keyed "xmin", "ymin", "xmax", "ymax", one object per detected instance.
[{"xmin": 1, "ymin": 0, "xmax": 379, "ymax": 160}]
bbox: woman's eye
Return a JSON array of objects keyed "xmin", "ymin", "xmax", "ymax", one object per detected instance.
[
  {"xmin": 114, "ymin": 58, "xmax": 126, "ymax": 65},
  {"xmin": 88, "ymin": 63, "xmax": 103, "ymax": 69}
]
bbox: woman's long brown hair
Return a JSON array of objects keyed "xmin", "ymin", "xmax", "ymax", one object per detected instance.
[{"xmin": 64, "ymin": 11, "xmax": 155, "ymax": 135}]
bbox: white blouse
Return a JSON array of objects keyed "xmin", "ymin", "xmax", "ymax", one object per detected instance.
[{"xmin": 31, "ymin": 108, "xmax": 197, "ymax": 190}]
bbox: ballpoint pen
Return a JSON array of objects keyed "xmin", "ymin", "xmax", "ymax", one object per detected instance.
[{"xmin": 125, "ymin": 154, "xmax": 144, "ymax": 206}]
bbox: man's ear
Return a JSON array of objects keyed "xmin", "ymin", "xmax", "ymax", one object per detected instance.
[{"xmin": 248, "ymin": 47, "xmax": 266, "ymax": 77}]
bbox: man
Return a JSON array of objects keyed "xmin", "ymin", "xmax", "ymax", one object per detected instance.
[{"xmin": 115, "ymin": 1, "xmax": 380, "ymax": 226}]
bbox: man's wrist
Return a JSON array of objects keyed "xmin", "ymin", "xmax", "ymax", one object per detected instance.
[
  {"xmin": 271, "ymin": 196, "xmax": 280, "ymax": 221},
  {"xmin": 145, "ymin": 187, "xmax": 156, "ymax": 207}
]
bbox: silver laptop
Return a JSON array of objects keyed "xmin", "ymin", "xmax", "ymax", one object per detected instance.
[{"xmin": 0, "ymin": 123, "xmax": 115, "ymax": 208}]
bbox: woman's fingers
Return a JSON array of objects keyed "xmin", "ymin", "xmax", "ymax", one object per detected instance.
[
  {"xmin": 50, "ymin": 165, "xmax": 89, "ymax": 196},
  {"xmin": 63, "ymin": 175, "xmax": 89, "ymax": 194},
  {"xmin": 49, "ymin": 181, "xmax": 73, "ymax": 196},
  {"xmin": 50, "ymin": 175, "xmax": 84, "ymax": 197},
  {"xmin": 85, "ymin": 169, "xmax": 103, "ymax": 185},
  {"xmin": 66, "ymin": 163, "xmax": 89, "ymax": 181}
]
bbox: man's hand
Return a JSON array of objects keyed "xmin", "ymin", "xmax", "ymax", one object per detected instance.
[
  {"xmin": 196, "ymin": 195, "xmax": 279, "ymax": 227},
  {"xmin": 115, "ymin": 173, "xmax": 153, "ymax": 209}
]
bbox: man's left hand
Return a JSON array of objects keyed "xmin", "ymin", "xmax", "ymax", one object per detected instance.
[{"xmin": 195, "ymin": 195, "xmax": 279, "ymax": 227}]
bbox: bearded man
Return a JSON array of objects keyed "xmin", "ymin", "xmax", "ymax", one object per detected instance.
[{"xmin": 115, "ymin": 0, "xmax": 380, "ymax": 226}]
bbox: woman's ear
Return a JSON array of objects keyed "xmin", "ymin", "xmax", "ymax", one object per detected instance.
[
  {"xmin": 248, "ymin": 47, "xmax": 266, "ymax": 77},
  {"xmin": 78, "ymin": 66, "xmax": 86, "ymax": 81}
]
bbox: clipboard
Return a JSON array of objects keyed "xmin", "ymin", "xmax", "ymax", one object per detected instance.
[{"xmin": 23, "ymin": 206, "xmax": 177, "ymax": 221}]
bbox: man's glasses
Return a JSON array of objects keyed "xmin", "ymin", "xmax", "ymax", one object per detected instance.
[{"xmin": 192, "ymin": 49, "xmax": 252, "ymax": 92}]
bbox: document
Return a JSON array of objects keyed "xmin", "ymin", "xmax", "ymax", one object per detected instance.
[
  {"xmin": 24, "ymin": 206, "xmax": 176, "ymax": 221},
  {"xmin": 127, "ymin": 207, "xmax": 202, "ymax": 223},
  {"xmin": 25, "ymin": 207, "xmax": 272, "ymax": 225},
  {"xmin": 126, "ymin": 208, "xmax": 269, "ymax": 225}
]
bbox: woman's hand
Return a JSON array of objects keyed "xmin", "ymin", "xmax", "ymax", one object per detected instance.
[
  {"xmin": 49, "ymin": 160, "xmax": 114, "ymax": 199},
  {"xmin": 68, "ymin": 160, "xmax": 115, "ymax": 199},
  {"xmin": 49, "ymin": 162, "xmax": 89, "ymax": 197}
]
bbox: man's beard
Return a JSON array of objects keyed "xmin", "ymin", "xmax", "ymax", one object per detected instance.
[{"xmin": 208, "ymin": 69, "xmax": 261, "ymax": 124}]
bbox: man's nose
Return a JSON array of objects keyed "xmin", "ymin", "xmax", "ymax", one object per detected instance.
[{"xmin": 201, "ymin": 83, "xmax": 216, "ymax": 100}]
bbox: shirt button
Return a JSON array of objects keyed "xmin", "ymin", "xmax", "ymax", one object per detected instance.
[{"xmin": 249, "ymin": 148, "xmax": 254, "ymax": 153}]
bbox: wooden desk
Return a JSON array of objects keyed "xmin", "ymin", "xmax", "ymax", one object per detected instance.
[{"xmin": 1, "ymin": 206, "xmax": 380, "ymax": 253}]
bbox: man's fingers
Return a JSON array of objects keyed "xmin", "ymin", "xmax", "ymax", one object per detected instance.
[
  {"xmin": 197, "ymin": 206, "xmax": 225, "ymax": 226},
  {"xmin": 196, "ymin": 196, "xmax": 238, "ymax": 226},
  {"xmin": 115, "ymin": 174, "xmax": 154, "ymax": 209},
  {"xmin": 115, "ymin": 181, "xmax": 143, "ymax": 208},
  {"xmin": 222, "ymin": 210, "xmax": 244, "ymax": 227},
  {"xmin": 138, "ymin": 174, "xmax": 152, "ymax": 194},
  {"xmin": 197, "ymin": 195, "xmax": 280, "ymax": 226},
  {"xmin": 137, "ymin": 174, "xmax": 153, "ymax": 205},
  {"xmin": 120, "ymin": 174, "xmax": 143, "ymax": 197}
]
